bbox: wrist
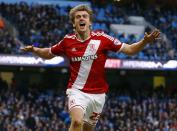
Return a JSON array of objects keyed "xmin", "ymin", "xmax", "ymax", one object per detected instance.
[
  {"xmin": 32, "ymin": 46, "xmax": 37, "ymax": 53},
  {"xmin": 142, "ymin": 38, "xmax": 148, "ymax": 45}
]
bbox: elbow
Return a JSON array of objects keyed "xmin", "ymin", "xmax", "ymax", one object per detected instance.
[
  {"xmin": 44, "ymin": 57, "xmax": 53, "ymax": 59},
  {"xmin": 122, "ymin": 44, "xmax": 137, "ymax": 56},
  {"xmin": 45, "ymin": 55, "xmax": 54, "ymax": 59},
  {"xmin": 125, "ymin": 50, "xmax": 137, "ymax": 56},
  {"xmin": 42, "ymin": 53, "xmax": 55, "ymax": 59},
  {"xmin": 127, "ymin": 52, "xmax": 137, "ymax": 56},
  {"xmin": 126, "ymin": 46, "xmax": 139, "ymax": 56}
]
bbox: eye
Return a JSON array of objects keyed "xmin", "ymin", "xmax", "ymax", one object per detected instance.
[
  {"xmin": 75, "ymin": 15, "xmax": 81, "ymax": 19},
  {"xmin": 83, "ymin": 14, "xmax": 89, "ymax": 18}
]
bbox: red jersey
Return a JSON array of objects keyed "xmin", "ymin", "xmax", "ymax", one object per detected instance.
[{"xmin": 50, "ymin": 31, "xmax": 124, "ymax": 94}]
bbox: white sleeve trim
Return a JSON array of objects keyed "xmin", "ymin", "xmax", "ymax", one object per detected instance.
[
  {"xmin": 49, "ymin": 47, "xmax": 57, "ymax": 56},
  {"xmin": 117, "ymin": 43, "xmax": 125, "ymax": 53}
]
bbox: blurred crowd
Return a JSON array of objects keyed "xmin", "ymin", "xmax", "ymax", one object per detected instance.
[
  {"xmin": 0, "ymin": 3, "xmax": 71, "ymax": 49},
  {"xmin": 0, "ymin": 2, "xmax": 177, "ymax": 131},
  {"xmin": 0, "ymin": 77, "xmax": 69, "ymax": 131},
  {"xmin": 0, "ymin": 16, "xmax": 21, "ymax": 54},
  {"xmin": 0, "ymin": 77, "xmax": 177, "ymax": 131},
  {"xmin": 98, "ymin": 93, "xmax": 177, "ymax": 131},
  {"xmin": 0, "ymin": 2, "xmax": 176, "ymax": 60}
]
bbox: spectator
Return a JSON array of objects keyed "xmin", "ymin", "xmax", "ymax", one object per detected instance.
[{"xmin": 0, "ymin": 17, "xmax": 5, "ymax": 29}]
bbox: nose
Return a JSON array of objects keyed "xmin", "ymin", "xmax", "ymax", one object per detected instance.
[{"xmin": 80, "ymin": 16, "xmax": 85, "ymax": 20}]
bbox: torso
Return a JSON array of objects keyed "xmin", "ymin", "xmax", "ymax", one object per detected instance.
[{"xmin": 50, "ymin": 31, "xmax": 124, "ymax": 94}]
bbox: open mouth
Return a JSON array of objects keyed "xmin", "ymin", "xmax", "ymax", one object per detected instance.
[{"xmin": 79, "ymin": 21, "xmax": 86, "ymax": 28}]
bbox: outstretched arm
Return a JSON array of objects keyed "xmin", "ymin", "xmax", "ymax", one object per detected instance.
[
  {"xmin": 21, "ymin": 45, "xmax": 55, "ymax": 59},
  {"xmin": 121, "ymin": 29, "xmax": 160, "ymax": 55}
]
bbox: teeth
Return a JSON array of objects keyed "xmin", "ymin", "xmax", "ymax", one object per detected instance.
[{"xmin": 80, "ymin": 21, "xmax": 85, "ymax": 24}]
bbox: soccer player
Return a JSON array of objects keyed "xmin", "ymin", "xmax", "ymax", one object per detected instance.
[{"xmin": 21, "ymin": 4, "xmax": 160, "ymax": 131}]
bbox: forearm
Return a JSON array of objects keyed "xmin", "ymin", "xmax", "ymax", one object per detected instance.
[
  {"xmin": 32, "ymin": 47, "xmax": 54, "ymax": 59},
  {"xmin": 129, "ymin": 39, "xmax": 147, "ymax": 55},
  {"xmin": 121, "ymin": 30, "xmax": 160, "ymax": 56}
]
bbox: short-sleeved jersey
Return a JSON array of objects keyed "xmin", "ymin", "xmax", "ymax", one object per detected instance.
[{"xmin": 50, "ymin": 31, "xmax": 124, "ymax": 94}]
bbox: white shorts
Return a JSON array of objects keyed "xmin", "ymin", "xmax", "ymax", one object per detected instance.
[{"xmin": 66, "ymin": 88, "xmax": 106, "ymax": 126}]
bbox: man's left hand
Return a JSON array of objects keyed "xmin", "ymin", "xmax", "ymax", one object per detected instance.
[{"xmin": 143, "ymin": 29, "xmax": 161, "ymax": 43}]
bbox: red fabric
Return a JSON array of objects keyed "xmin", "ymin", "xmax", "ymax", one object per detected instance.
[{"xmin": 51, "ymin": 31, "xmax": 123, "ymax": 94}]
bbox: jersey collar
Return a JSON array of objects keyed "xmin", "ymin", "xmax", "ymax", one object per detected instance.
[{"xmin": 75, "ymin": 31, "xmax": 93, "ymax": 42}]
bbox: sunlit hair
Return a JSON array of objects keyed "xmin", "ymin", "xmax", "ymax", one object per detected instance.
[{"xmin": 69, "ymin": 4, "xmax": 93, "ymax": 24}]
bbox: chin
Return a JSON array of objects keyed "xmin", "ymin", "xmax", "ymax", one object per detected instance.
[{"xmin": 78, "ymin": 30, "xmax": 86, "ymax": 34}]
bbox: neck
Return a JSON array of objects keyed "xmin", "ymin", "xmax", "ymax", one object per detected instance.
[{"xmin": 75, "ymin": 30, "xmax": 91, "ymax": 41}]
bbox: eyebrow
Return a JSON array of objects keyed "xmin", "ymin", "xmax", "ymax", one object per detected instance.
[{"xmin": 76, "ymin": 14, "xmax": 89, "ymax": 16}]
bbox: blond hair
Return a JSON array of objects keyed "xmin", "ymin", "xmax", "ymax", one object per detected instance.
[{"xmin": 69, "ymin": 4, "xmax": 93, "ymax": 24}]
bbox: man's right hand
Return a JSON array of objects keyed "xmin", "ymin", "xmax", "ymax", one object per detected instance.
[{"xmin": 20, "ymin": 45, "xmax": 34, "ymax": 52}]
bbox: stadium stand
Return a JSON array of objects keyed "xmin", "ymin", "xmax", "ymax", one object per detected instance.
[
  {"xmin": 0, "ymin": 1, "xmax": 176, "ymax": 60},
  {"xmin": 0, "ymin": 19, "xmax": 22, "ymax": 54},
  {"xmin": 0, "ymin": 76, "xmax": 177, "ymax": 131},
  {"xmin": 0, "ymin": 1, "xmax": 177, "ymax": 130}
]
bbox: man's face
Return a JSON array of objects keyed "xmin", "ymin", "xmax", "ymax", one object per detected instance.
[{"xmin": 73, "ymin": 11, "xmax": 91, "ymax": 34}]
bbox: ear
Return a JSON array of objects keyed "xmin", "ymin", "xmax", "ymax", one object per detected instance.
[
  {"xmin": 90, "ymin": 20, "xmax": 92, "ymax": 25},
  {"xmin": 89, "ymin": 21, "xmax": 92, "ymax": 26},
  {"xmin": 73, "ymin": 24, "xmax": 76, "ymax": 28}
]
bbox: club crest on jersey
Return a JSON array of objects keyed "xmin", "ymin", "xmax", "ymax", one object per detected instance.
[
  {"xmin": 89, "ymin": 44, "xmax": 96, "ymax": 52},
  {"xmin": 71, "ymin": 54, "xmax": 98, "ymax": 62},
  {"xmin": 114, "ymin": 39, "xmax": 121, "ymax": 45}
]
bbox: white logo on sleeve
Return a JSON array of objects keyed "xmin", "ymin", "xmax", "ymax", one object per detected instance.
[
  {"xmin": 114, "ymin": 39, "xmax": 121, "ymax": 45},
  {"xmin": 71, "ymin": 48, "xmax": 77, "ymax": 51}
]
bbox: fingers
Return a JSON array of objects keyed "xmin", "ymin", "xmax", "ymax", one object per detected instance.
[
  {"xmin": 148, "ymin": 29, "xmax": 161, "ymax": 42},
  {"xmin": 20, "ymin": 45, "xmax": 34, "ymax": 52},
  {"xmin": 152, "ymin": 29, "xmax": 160, "ymax": 38},
  {"xmin": 144, "ymin": 29, "xmax": 161, "ymax": 43},
  {"xmin": 145, "ymin": 32, "xmax": 148, "ymax": 36},
  {"xmin": 20, "ymin": 46, "xmax": 28, "ymax": 51}
]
